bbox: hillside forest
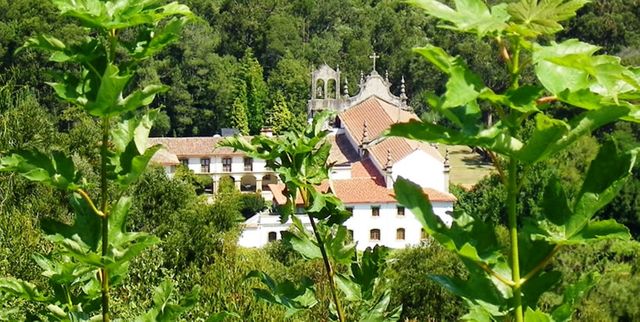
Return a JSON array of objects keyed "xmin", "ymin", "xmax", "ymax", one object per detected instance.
[{"xmin": 0, "ymin": 0, "xmax": 640, "ymax": 321}]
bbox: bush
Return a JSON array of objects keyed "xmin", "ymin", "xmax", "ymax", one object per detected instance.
[
  {"xmin": 240, "ymin": 192, "xmax": 267, "ymax": 218},
  {"xmin": 385, "ymin": 241, "xmax": 468, "ymax": 320},
  {"xmin": 541, "ymin": 240, "xmax": 640, "ymax": 321}
]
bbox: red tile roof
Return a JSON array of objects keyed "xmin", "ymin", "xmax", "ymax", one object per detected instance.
[
  {"xmin": 269, "ymin": 172, "xmax": 455, "ymax": 206},
  {"xmin": 330, "ymin": 177, "xmax": 456, "ymax": 204},
  {"xmin": 338, "ymin": 96, "xmax": 443, "ymax": 171},
  {"xmin": 268, "ymin": 181, "xmax": 331, "ymax": 206},
  {"xmin": 328, "ymin": 133, "xmax": 361, "ymax": 165},
  {"xmin": 150, "ymin": 148, "xmax": 180, "ymax": 165},
  {"xmin": 147, "ymin": 137, "xmax": 248, "ymax": 157}
]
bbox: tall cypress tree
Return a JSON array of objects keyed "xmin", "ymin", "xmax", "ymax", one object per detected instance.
[
  {"xmin": 239, "ymin": 49, "xmax": 268, "ymax": 134},
  {"xmin": 228, "ymin": 83, "xmax": 250, "ymax": 135},
  {"xmin": 267, "ymin": 91, "xmax": 295, "ymax": 134}
]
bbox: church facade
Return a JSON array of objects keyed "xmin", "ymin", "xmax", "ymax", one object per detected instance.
[{"xmin": 238, "ymin": 63, "xmax": 455, "ymax": 250}]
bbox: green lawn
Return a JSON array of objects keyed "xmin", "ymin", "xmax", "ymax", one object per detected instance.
[{"xmin": 438, "ymin": 145, "xmax": 495, "ymax": 188}]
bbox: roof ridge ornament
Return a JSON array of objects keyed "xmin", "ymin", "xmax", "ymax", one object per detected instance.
[
  {"xmin": 400, "ymin": 76, "xmax": 408, "ymax": 108},
  {"xmin": 343, "ymin": 77, "xmax": 349, "ymax": 97},
  {"xmin": 362, "ymin": 120, "xmax": 368, "ymax": 143},
  {"xmin": 385, "ymin": 148, "xmax": 392, "ymax": 170}
]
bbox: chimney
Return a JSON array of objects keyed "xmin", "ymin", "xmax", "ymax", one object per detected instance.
[
  {"xmin": 260, "ymin": 127, "xmax": 274, "ymax": 137},
  {"xmin": 385, "ymin": 149, "xmax": 394, "ymax": 189},
  {"xmin": 443, "ymin": 148, "xmax": 450, "ymax": 192}
]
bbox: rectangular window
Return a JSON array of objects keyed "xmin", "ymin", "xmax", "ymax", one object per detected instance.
[
  {"xmin": 370, "ymin": 229, "xmax": 381, "ymax": 241},
  {"xmin": 371, "ymin": 206, "xmax": 380, "ymax": 217},
  {"xmin": 222, "ymin": 157, "xmax": 232, "ymax": 172},
  {"xmin": 200, "ymin": 158, "xmax": 210, "ymax": 173},
  {"xmin": 396, "ymin": 228, "xmax": 405, "ymax": 240},
  {"xmin": 179, "ymin": 159, "xmax": 188, "ymax": 167},
  {"xmin": 244, "ymin": 157, "xmax": 253, "ymax": 171},
  {"xmin": 397, "ymin": 206, "xmax": 405, "ymax": 216}
]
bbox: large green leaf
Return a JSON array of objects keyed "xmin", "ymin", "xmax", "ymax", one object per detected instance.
[
  {"xmin": 514, "ymin": 113, "xmax": 570, "ymax": 164},
  {"xmin": 84, "ymin": 63, "xmax": 132, "ymax": 116},
  {"xmin": 106, "ymin": 197, "xmax": 160, "ymax": 272},
  {"xmin": 135, "ymin": 280, "xmax": 200, "ymax": 322},
  {"xmin": 131, "ymin": 17, "xmax": 191, "ymax": 60},
  {"xmin": 507, "ymin": 0, "xmax": 590, "ymax": 36},
  {"xmin": 570, "ymin": 140, "xmax": 638, "ymax": 235},
  {"xmin": 282, "ymin": 216, "xmax": 322, "ymax": 260},
  {"xmin": 527, "ymin": 141, "xmax": 635, "ymax": 245},
  {"xmin": 41, "ymin": 194, "xmax": 102, "ymax": 251},
  {"xmin": 283, "ymin": 216, "xmax": 355, "ymax": 265},
  {"xmin": 108, "ymin": 110, "xmax": 161, "ymax": 187},
  {"xmin": 388, "ymin": 120, "xmax": 523, "ymax": 159},
  {"xmin": 431, "ymin": 265, "xmax": 509, "ymax": 319},
  {"xmin": 551, "ymin": 272, "xmax": 600, "ymax": 322},
  {"xmin": 413, "ymin": 46, "xmax": 484, "ymax": 135},
  {"xmin": 358, "ymin": 290, "xmax": 402, "ymax": 322},
  {"xmin": 394, "ymin": 177, "xmax": 503, "ymax": 264},
  {"xmin": 523, "ymin": 307, "xmax": 554, "ymax": 322},
  {"xmin": 0, "ymin": 277, "xmax": 49, "ymax": 302},
  {"xmin": 534, "ymin": 39, "xmax": 640, "ymax": 104},
  {"xmin": 533, "ymin": 39, "xmax": 599, "ymax": 95},
  {"xmin": 0, "ymin": 150, "xmax": 81, "ymax": 191},
  {"xmin": 246, "ymin": 271, "xmax": 318, "ymax": 318},
  {"xmin": 410, "ymin": 0, "xmax": 509, "ymax": 36},
  {"xmin": 51, "ymin": 0, "xmax": 193, "ymax": 31}
]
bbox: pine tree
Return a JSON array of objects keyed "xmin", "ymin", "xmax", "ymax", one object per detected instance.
[
  {"xmin": 228, "ymin": 84, "xmax": 250, "ymax": 135},
  {"xmin": 239, "ymin": 49, "xmax": 268, "ymax": 134},
  {"xmin": 267, "ymin": 91, "xmax": 295, "ymax": 134}
]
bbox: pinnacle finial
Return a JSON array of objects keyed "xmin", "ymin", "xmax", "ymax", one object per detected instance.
[
  {"xmin": 444, "ymin": 148, "xmax": 450, "ymax": 167},
  {"xmin": 386, "ymin": 149, "xmax": 392, "ymax": 170},
  {"xmin": 360, "ymin": 71, "xmax": 364, "ymax": 84},
  {"xmin": 400, "ymin": 75, "xmax": 408, "ymax": 106},
  {"xmin": 343, "ymin": 78, "xmax": 349, "ymax": 96},
  {"xmin": 385, "ymin": 70, "xmax": 389, "ymax": 82},
  {"xmin": 362, "ymin": 120, "xmax": 368, "ymax": 143}
]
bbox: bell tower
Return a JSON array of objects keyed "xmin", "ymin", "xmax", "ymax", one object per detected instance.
[{"xmin": 308, "ymin": 64, "xmax": 341, "ymax": 117}]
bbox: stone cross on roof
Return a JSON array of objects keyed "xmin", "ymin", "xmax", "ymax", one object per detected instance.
[{"xmin": 369, "ymin": 52, "xmax": 380, "ymax": 72}]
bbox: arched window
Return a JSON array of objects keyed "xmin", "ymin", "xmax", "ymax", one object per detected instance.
[
  {"xmin": 268, "ymin": 232, "xmax": 277, "ymax": 242},
  {"xmin": 396, "ymin": 228, "xmax": 405, "ymax": 240},
  {"xmin": 370, "ymin": 229, "xmax": 381, "ymax": 241},
  {"xmin": 421, "ymin": 228, "xmax": 427, "ymax": 240}
]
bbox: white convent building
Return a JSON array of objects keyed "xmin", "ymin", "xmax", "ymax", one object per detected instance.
[{"xmin": 151, "ymin": 61, "xmax": 455, "ymax": 250}]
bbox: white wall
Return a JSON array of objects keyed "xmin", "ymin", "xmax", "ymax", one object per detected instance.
[
  {"xmin": 392, "ymin": 150, "xmax": 445, "ymax": 192},
  {"xmin": 330, "ymin": 165, "xmax": 352, "ymax": 179},
  {"xmin": 238, "ymin": 202, "xmax": 453, "ymax": 250},
  {"xmin": 182, "ymin": 156, "xmax": 267, "ymax": 174},
  {"xmin": 238, "ymin": 214, "xmax": 313, "ymax": 248}
]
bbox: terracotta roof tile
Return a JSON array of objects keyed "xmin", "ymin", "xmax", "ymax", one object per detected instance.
[
  {"xmin": 339, "ymin": 97, "xmax": 394, "ymax": 146},
  {"xmin": 269, "ymin": 174, "xmax": 455, "ymax": 206},
  {"xmin": 328, "ymin": 133, "xmax": 360, "ymax": 165},
  {"xmin": 150, "ymin": 148, "xmax": 180, "ymax": 165},
  {"xmin": 148, "ymin": 137, "xmax": 248, "ymax": 157},
  {"xmin": 338, "ymin": 96, "xmax": 442, "ymax": 171},
  {"xmin": 330, "ymin": 177, "xmax": 456, "ymax": 204},
  {"xmin": 268, "ymin": 181, "xmax": 331, "ymax": 206}
]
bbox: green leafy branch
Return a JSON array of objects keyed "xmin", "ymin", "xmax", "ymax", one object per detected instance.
[
  {"xmin": 390, "ymin": 1, "xmax": 640, "ymax": 321},
  {"xmin": 0, "ymin": 0, "xmax": 196, "ymax": 321}
]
